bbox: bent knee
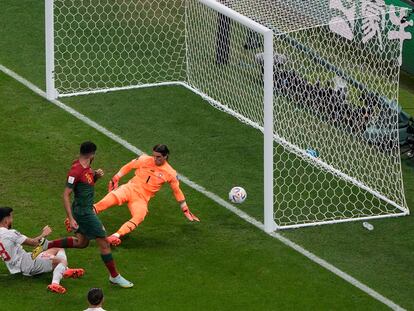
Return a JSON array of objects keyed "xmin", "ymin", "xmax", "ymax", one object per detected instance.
[
  {"xmin": 75, "ymin": 238, "xmax": 89, "ymax": 248},
  {"xmin": 130, "ymin": 209, "xmax": 147, "ymax": 224},
  {"xmin": 80, "ymin": 240, "xmax": 90, "ymax": 248},
  {"xmin": 52, "ymin": 257, "xmax": 67, "ymax": 267},
  {"xmin": 96, "ymin": 237, "xmax": 110, "ymax": 248}
]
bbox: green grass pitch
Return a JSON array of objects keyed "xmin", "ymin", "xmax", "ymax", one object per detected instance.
[{"xmin": 1, "ymin": 0, "xmax": 414, "ymax": 310}]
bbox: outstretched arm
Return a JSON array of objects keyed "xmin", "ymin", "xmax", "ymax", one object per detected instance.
[
  {"xmin": 23, "ymin": 226, "xmax": 52, "ymax": 246},
  {"xmin": 170, "ymin": 176, "xmax": 200, "ymax": 222},
  {"xmin": 180, "ymin": 200, "xmax": 200, "ymax": 222},
  {"xmin": 108, "ymin": 157, "xmax": 141, "ymax": 192}
]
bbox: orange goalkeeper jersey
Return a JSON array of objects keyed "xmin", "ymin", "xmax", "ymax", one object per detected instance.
[{"xmin": 117, "ymin": 155, "xmax": 185, "ymax": 202}]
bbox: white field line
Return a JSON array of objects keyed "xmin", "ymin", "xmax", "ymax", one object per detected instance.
[{"xmin": 0, "ymin": 64, "xmax": 405, "ymax": 311}]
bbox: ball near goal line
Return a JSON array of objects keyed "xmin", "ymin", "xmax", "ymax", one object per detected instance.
[{"xmin": 229, "ymin": 186, "xmax": 247, "ymax": 204}]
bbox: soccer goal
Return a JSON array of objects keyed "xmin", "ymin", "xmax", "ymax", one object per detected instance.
[{"xmin": 45, "ymin": 0, "xmax": 410, "ymax": 231}]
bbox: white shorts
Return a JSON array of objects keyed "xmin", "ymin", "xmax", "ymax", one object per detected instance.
[{"xmin": 20, "ymin": 252, "xmax": 53, "ymax": 276}]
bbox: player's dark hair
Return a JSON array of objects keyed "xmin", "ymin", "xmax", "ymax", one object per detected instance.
[
  {"xmin": 80, "ymin": 141, "xmax": 97, "ymax": 156},
  {"xmin": 0, "ymin": 207, "xmax": 13, "ymax": 222},
  {"xmin": 87, "ymin": 288, "xmax": 104, "ymax": 306},
  {"xmin": 153, "ymin": 144, "xmax": 169, "ymax": 158}
]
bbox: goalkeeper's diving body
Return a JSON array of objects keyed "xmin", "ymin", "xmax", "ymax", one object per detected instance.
[{"xmin": 94, "ymin": 144, "xmax": 199, "ymax": 246}]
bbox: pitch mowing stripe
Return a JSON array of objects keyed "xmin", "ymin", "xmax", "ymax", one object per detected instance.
[{"xmin": 0, "ymin": 64, "xmax": 406, "ymax": 311}]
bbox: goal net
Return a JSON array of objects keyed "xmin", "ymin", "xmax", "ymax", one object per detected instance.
[
  {"xmin": 220, "ymin": 0, "xmax": 410, "ymax": 229},
  {"xmin": 49, "ymin": 0, "xmax": 187, "ymax": 96},
  {"xmin": 47, "ymin": 0, "xmax": 410, "ymax": 230}
]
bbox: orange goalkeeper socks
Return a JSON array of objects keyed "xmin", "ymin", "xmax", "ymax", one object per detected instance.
[{"xmin": 117, "ymin": 219, "xmax": 139, "ymax": 236}]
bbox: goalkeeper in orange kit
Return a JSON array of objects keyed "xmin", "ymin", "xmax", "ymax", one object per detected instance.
[{"xmin": 93, "ymin": 144, "xmax": 199, "ymax": 246}]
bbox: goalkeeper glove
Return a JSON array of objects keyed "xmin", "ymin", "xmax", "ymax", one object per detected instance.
[
  {"xmin": 108, "ymin": 175, "xmax": 120, "ymax": 192},
  {"xmin": 182, "ymin": 205, "xmax": 200, "ymax": 222}
]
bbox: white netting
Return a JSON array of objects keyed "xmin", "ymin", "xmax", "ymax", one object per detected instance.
[
  {"xmin": 51, "ymin": 0, "xmax": 409, "ymax": 229},
  {"xmin": 54, "ymin": 0, "xmax": 186, "ymax": 95},
  {"xmin": 222, "ymin": 0, "xmax": 334, "ymax": 33},
  {"xmin": 271, "ymin": 24, "xmax": 405, "ymax": 226},
  {"xmin": 222, "ymin": 0, "xmax": 408, "ymax": 227},
  {"xmin": 186, "ymin": 1, "xmax": 265, "ymax": 127}
]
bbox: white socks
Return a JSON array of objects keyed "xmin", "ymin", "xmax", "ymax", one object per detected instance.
[
  {"xmin": 55, "ymin": 249, "xmax": 67, "ymax": 261},
  {"xmin": 52, "ymin": 262, "xmax": 67, "ymax": 285}
]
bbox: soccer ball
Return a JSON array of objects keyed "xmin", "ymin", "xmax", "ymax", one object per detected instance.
[{"xmin": 229, "ymin": 186, "xmax": 247, "ymax": 204}]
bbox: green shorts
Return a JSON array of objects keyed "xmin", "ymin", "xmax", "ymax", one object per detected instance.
[{"xmin": 73, "ymin": 212, "xmax": 106, "ymax": 240}]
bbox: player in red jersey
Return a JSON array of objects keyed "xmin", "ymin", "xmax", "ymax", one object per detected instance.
[{"xmin": 33, "ymin": 142, "xmax": 133, "ymax": 288}]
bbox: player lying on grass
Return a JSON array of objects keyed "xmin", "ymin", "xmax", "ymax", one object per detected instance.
[
  {"xmin": 33, "ymin": 141, "xmax": 133, "ymax": 288},
  {"xmin": 92, "ymin": 144, "xmax": 199, "ymax": 246},
  {"xmin": 0, "ymin": 207, "xmax": 84, "ymax": 294}
]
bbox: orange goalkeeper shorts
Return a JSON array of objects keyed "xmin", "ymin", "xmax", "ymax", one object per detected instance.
[{"xmin": 112, "ymin": 183, "xmax": 149, "ymax": 212}]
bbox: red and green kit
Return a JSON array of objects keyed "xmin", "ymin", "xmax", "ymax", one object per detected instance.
[
  {"xmin": 66, "ymin": 159, "xmax": 96, "ymax": 215},
  {"xmin": 66, "ymin": 159, "xmax": 106, "ymax": 239}
]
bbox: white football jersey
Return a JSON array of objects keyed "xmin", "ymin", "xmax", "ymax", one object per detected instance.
[{"xmin": 0, "ymin": 227, "xmax": 30, "ymax": 274}]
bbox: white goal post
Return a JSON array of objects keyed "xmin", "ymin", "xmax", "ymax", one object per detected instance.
[
  {"xmin": 190, "ymin": 1, "xmax": 276, "ymax": 233},
  {"xmin": 45, "ymin": 0, "xmax": 410, "ymax": 231}
]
